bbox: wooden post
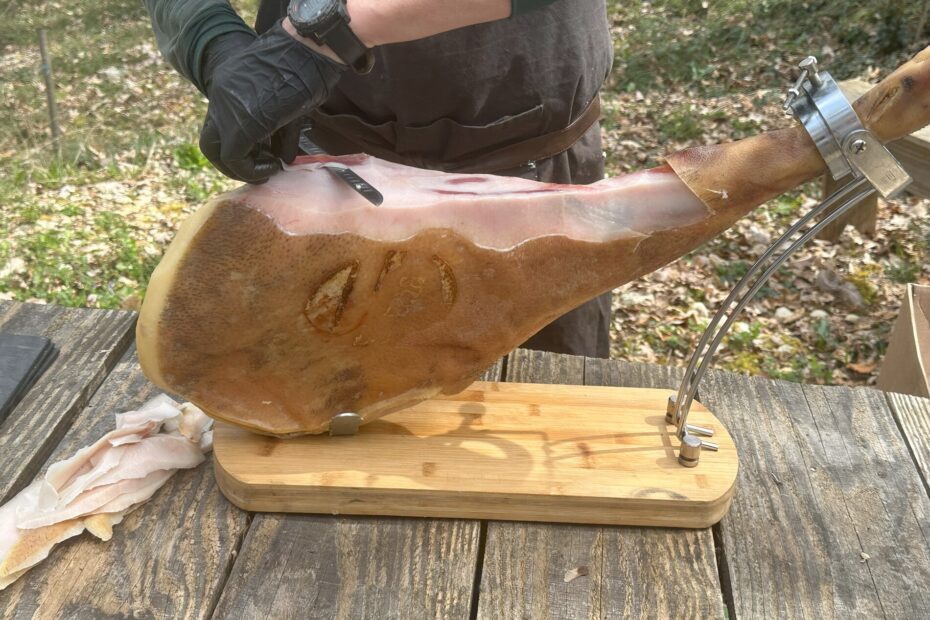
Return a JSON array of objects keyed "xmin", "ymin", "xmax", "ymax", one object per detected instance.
[
  {"xmin": 37, "ymin": 28, "xmax": 61, "ymax": 152},
  {"xmin": 917, "ymin": 1, "xmax": 929, "ymax": 47},
  {"xmin": 816, "ymin": 173, "xmax": 879, "ymax": 243}
]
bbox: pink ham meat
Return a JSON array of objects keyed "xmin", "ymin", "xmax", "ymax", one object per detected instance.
[
  {"xmin": 0, "ymin": 395, "xmax": 213, "ymax": 590},
  {"xmin": 137, "ymin": 46, "xmax": 930, "ymax": 437},
  {"xmin": 137, "ymin": 159, "xmax": 709, "ymax": 437}
]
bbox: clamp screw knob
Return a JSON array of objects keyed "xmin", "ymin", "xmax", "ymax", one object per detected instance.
[
  {"xmin": 798, "ymin": 56, "xmax": 823, "ymax": 87},
  {"xmin": 784, "ymin": 55, "xmax": 824, "ymax": 111}
]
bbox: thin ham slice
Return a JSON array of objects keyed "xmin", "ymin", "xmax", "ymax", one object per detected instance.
[
  {"xmin": 0, "ymin": 396, "xmax": 212, "ymax": 590},
  {"xmin": 23, "ymin": 438, "xmax": 202, "ymax": 526}
]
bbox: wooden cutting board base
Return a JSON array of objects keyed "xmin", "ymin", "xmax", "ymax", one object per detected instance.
[{"xmin": 213, "ymin": 382, "xmax": 738, "ymax": 528}]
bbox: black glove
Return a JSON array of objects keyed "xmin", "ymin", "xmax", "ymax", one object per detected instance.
[
  {"xmin": 201, "ymin": 29, "xmax": 303, "ymax": 170},
  {"xmin": 199, "ymin": 20, "xmax": 346, "ymax": 183}
]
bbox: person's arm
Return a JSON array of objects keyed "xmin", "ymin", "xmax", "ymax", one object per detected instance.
[
  {"xmin": 146, "ymin": 0, "xmax": 559, "ymax": 85},
  {"xmin": 146, "ymin": 0, "xmax": 561, "ymax": 183},
  {"xmin": 345, "ymin": 0, "xmax": 512, "ymax": 46},
  {"xmin": 285, "ymin": 0, "xmax": 558, "ymax": 59},
  {"xmin": 143, "ymin": 0, "xmax": 255, "ymax": 93}
]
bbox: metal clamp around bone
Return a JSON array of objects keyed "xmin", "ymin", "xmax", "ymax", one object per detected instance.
[
  {"xmin": 783, "ymin": 56, "xmax": 911, "ymax": 196},
  {"xmin": 667, "ymin": 55, "xmax": 912, "ymax": 467}
]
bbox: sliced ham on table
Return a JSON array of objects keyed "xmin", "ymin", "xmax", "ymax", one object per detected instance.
[{"xmin": 0, "ymin": 395, "xmax": 213, "ymax": 590}]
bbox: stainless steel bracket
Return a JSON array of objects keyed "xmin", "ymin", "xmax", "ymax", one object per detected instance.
[
  {"xmin": 329, "ymin": 412, "xmax": 362, "ymax": 436},
  {"xmin": 668, "ymin": 55, "xmax": 913, "ymax": 467},
  {"xmin": 783, "ymin": 56, "xmax": 911, "ymax": 196}
]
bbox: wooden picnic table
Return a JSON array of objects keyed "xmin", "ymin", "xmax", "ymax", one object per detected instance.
[{"xmin": 1, "ymin": 299, "xmax": 929, "ymax": 618}]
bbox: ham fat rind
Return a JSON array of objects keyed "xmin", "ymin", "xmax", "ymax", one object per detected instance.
[{"xmin": 137, "ymin": 46, "xmax": 930, "ymax": 437}]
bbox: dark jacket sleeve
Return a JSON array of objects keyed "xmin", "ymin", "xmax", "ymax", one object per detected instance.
[
  {"xmin": 143, "ymin": 0, "xmax": 255, "ymax": 93},
  {"xmin": 512, "ymin": 0, "xmax": 559, "ymax": 15}
]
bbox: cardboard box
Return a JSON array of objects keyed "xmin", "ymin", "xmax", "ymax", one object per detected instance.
[{"xmin": 878, "ymin": 284, "xmax": 930, "ymax": 397}]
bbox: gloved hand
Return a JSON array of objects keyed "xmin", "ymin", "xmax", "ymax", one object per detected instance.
[{"xmin": 199, "ymin": 20, "xmax": 346, "ymax": 183}]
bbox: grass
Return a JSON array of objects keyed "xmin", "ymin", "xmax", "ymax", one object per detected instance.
[
  {"xmin": 609, "ymin": 0, "xmax": 927, "ymax": 95},
  {"xmin": 714, "ymin": 261, "xmax": 750, "ymax": 286},
  {"xmin": 0, "ymin": 0, "xmax": 256, "ymax": 304},
  {"xmin": 657, "ymin": 105, "xmax": 706, "ymax": 142}
]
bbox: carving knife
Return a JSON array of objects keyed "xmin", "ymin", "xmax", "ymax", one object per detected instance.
[{"xmin": 294, "ymin": 132, "xmax": 384, "ymax": 206}]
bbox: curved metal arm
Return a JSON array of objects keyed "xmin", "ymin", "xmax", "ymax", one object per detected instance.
[
  {"xmin": 671, "ymin": 177, "xmax": 874, "ymax": 446},
  {"xmin": 666, "ymin": 177, "xmax": 876, "ymax": 467}
]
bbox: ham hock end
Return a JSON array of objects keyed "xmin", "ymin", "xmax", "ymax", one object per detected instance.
[{"xmin": 138, "ymin": 47, "xmax": 930, "ymax": 436}]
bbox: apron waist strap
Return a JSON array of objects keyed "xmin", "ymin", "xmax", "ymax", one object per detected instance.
[
  {"xmin": 444, "ymin": 96, "xmax": 601, "ymax": 173},
  {"xmin": 309, "ymin": 96, "xmax": 601, "ymax": 174}
]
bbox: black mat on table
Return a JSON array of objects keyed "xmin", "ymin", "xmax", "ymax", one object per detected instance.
[{"xmin": 0, "ymin": 332, "xmax": 57, "ymax": 422}]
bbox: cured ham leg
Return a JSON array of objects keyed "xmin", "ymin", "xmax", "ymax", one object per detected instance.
[{"xmin": 137, "ymin": 46, "xmax": 930, "ymax": 437}]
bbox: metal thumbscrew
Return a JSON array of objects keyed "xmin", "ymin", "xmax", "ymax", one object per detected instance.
[
  {"xmin": 784, "ymin": 55, "xmax": 823, "ymax": 111},
  {"xmin": 849, "ymin": 139, "xmax": 868, "ymax": 155},
  {"xmin": 798, "ymin": 56, "xmax": 823, "ymax": 87}
]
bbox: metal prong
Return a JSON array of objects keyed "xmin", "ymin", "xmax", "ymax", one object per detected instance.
[
  {"xmin": 329, "ymin": 412, "xmax": 362, "ymax": 436},
  {"xmin": 700, "ymin": 439, "xmax": 719, "ymax": 451},
  {"xmin": 678, "ymin": 434, "xmax": 702, "ymax": 467},
  {"xmin": 671, "ymin": 177, "xmax": 873, "ymax": 445},
  {"xmin": 686, "ymin": 424, "xmax": 715, "ymax": 437},
  {"xmin": 665, "ymin": 395, "xmax": 678, "ymax": 424}
]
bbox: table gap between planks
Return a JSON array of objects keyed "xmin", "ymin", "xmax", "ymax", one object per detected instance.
[{"xmin": 2, "ymin": 301, "xmax": 930, "ymax": 619}]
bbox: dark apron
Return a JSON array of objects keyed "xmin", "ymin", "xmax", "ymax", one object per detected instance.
[{"xmin": 256, "ymin": 0, "xmax": 613, "ymax": 358}]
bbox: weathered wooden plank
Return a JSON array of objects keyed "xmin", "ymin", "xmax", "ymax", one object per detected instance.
[
  {"xmin": 802, "ymin": 385, "xmax": 930, "ymax": 617},
  {"xmin": 507, "ymin": 347, "xmax": 585, "ymax": 387},
  {"xmin": 476, "ymin": 350, "xmax": 724, "ymax": 619},
  {"xmin": 0, "ymin": 346, "xmax": 250, "ymax": 619},
  {"xmin": 211, "ymin": 364, "xmax": 503, "ymax": 620},
  {"xmin": 703, "ymin": 371, "xmax": 930, "ymax": 617},
  {"xmin": 0, "ymin": 302, "xmax": 135, "ymax": 503},
  {"xmin": 885, "ymin": 391, "xmax": 930, "ymax": 493},
  {"xmin": 212, "ymin": 516, "xmax": 479, "ymax": 620},
  {"xmin": 584, "ymin": 357, "xmax": 684, "ymax": 389},
  {"xmin": 479, "ymin": 357, "xmax": 504, "ymax": 382},
  {"xmin": 580, "ymin": 357, "xmax": 722, "ymax": 618}
]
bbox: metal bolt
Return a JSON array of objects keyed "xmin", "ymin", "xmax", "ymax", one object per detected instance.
[
  {"xmin": 784, "ymin": 55, "xmax": 822, "ymax": 111},
  {"xmin": 665, "ymin": 395, "xmax": 677, "ymax": 424},
  {"xmin": 849, "ymin": 139, "xmax": 868, "ymax": 155},
  {"xmin": 798, "ymin": 56, "xmax": 823, "ymax": 87},
  {"xmin": 687, "ymin": 424, "xmax": 715, "ymax": 437},
  {"xmin": 678, "ymin": 434, "xmax": 702, "ymax": 467}
]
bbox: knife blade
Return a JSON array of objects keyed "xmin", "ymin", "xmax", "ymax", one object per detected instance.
[
  {"xmin": 295, "ymin": 133, "xmax": 384, "ymax": 206},
  {"xmin": 320, "ymin": 162, "xmax": 384, "ymax": 207}
]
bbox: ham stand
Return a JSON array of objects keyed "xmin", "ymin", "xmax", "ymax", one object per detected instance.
[
  {"xmin": 213, "ymin": 57, "xmax": 911, "ymax": 528},
  {"xmin": 668, "ymin": 56, "xmax": 912, "ymax": 467}
]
